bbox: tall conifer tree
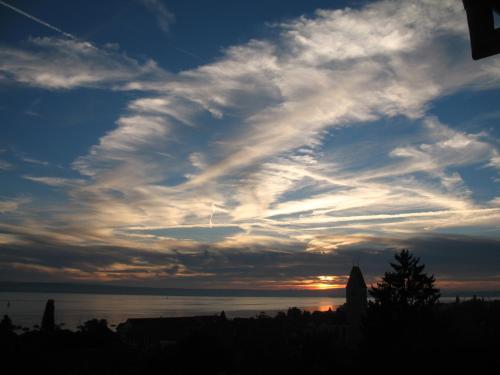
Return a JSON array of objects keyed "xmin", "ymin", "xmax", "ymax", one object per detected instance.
[{"xmin": 370, "ymin": 249, "xmax": 440, "ymax": 310}]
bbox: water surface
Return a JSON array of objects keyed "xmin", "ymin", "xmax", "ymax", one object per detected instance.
[{"xmin": 0, "ymin": 292, "xmax": 344, "ymax": 330}]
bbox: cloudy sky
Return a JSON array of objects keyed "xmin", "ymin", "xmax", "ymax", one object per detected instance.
[{"xmin": 1, "ymin": 0, "xmax": 500, "ymax": 292}]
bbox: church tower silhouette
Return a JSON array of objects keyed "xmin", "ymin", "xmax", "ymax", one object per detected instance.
[{"xmin": 345, "ymin": 266, "xmax": 367, "ymax": 326}]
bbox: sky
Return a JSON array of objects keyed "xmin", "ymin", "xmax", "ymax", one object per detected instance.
[{"xmin": 1, "ymin": 0, "xmax": 500, "ymax": 292}]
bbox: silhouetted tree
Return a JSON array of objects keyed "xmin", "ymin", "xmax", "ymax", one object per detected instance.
[
  {"xmin": 77, "ymin": 318, "xmax": 112, "ymax": 336},
  {"xmin": 362, "ymin": 250, "xmax": 443, "ymax": 373},
  {"xmin": 0, "ymin": 315, "xmax": 15, "ymax": 334},
  {"xmin": 219, "ymin": 310, "xmax": 227, "ymax": 321},
  {"xmin": 370, "ymin": 249, "xmax": 440, "ymax": 311},
  {"xmin": 286, "ymin": 307, "xmax": 302, "ymax": 320}
]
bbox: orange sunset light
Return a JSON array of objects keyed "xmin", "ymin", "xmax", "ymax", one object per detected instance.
[{"xmin": 299, "ymin": 275, "xmax": 347, "ymax": 290}]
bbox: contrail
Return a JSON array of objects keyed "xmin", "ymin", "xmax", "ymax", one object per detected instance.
[
  {"xmin": 209, "ymin": 203, "xmax": 216, "ymax": 229},
  {"xmin": 170, "ymin": 44, "xmax": 202, "ymax": 62},
  {"xmin": 0, "ymin": 0, "xmax": 76, "ymax": 40}
]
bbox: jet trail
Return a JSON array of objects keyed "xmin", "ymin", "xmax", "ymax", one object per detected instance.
[
  {"xmin": 209, "ymin": 203, "xmax": 216, "ymax": 229},
  {"xmin": 0, "ymin": 0, "xmax": 76, "ymax": 40}
]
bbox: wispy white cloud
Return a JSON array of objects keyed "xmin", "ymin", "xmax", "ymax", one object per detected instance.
[
  {"xmin": 0, "ymin": 160, "xmax": 12, "ymax": 171},
  {"xmin": 21, "ymin": 157, "xmax": 49, "ymax": 166},
  {"xmin": 1, "ymin": 0, "xmax": 500, "ymax": 285},
  {"xmin": 0, "ymin": 197, "xmax": 30, "ymax": 213},
  {"xmin": 140, "ymin": 0, "xmax": 175, "ymax": 34},
  {"xmin": 0, "ymin": 37, "xmax": 163, "ymax": 89},
  {"xmin": 22, "ymin": 175, "xmax": 85, "ymax": 187},
  {"xmin": 145, "ymin": 0, "xmax": 495, "ymax": 187},
  {"xmin": 24, "ymin": 97, "xmax": 43, "ymax": 117},
  {"xmin": 356, "ymin": 117, "xmax": 499, "ymax": 188},
  {"xmin": 14, "ymin": 1, "xmax": 500, "ymax": 247},
  {"xmin": 487, "ymin": 151, "xmax": 500, "ymax": 169}
]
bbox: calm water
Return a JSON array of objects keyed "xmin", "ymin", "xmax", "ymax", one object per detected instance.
[{"xmin": 0, "ymin": 292, "xmax": 344, "ymax": 330}]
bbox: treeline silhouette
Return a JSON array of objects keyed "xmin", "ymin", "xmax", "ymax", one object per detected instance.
[{"xmin": 1, "ymin": 250, "xmax": 500, "ymax": 374}]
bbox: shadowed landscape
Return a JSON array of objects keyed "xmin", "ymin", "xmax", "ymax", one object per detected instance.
[{"xmin": 1, "ymin": 250, "xmax": 500, "ymax": 374}]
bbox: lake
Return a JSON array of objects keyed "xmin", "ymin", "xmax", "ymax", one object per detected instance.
[{"xmin": 0, "ymin": 292, "xmax": 344, "ymax": 330}]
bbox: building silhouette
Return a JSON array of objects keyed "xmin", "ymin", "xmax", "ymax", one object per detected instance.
[
  {"xmin": 345, "ymin": 266, "xmax": 367, "ymax": 343},
  {"xmin": 41, "ymin": 299, "xmax": 55, "ymax": 332}
]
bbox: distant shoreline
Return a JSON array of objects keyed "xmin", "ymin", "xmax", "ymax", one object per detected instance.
[
  {"xmin": 1, "ymin": 281, "xmax": 500, "ymax": 299},
  {"xmin": 0, "ymin": 281, "xmax": 343, "ymax": 298}
]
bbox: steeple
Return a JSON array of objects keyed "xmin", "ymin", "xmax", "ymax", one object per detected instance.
[
  {"xmin": 41, "ymin": 299, "xmax": 55, "ymax": 332},
  {"xmin": 346, "ymin": 266, "xmax": 367, "ymax": 302},
  {"xmin": 344, "ymin": 266, "xmax": 368, "ymax": 345},
  {"xmin": 345, "ymin": 266, "xmax": 367, "ymax": 323}
]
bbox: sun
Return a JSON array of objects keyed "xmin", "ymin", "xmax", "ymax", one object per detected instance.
[{"xmin": 304, "ymin": 275, "xmax": 346, "ymax": 290}]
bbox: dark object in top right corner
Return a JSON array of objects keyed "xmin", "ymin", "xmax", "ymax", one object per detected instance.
[{"xmin": 463, "ymin": 0, "xmax": 500, "ymax": 60}]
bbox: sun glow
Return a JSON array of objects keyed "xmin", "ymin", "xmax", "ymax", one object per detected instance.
[
  {"xmin": 299, "ymin": 275, "xmax": 347, "ymax": 290},
  {"xmin": 309, "ymin": 282, "xmax": 345, "ymax": 290}
]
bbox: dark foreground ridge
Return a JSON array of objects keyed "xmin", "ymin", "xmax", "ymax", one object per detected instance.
[
  {"xmin": 1, "ymin": 250, "xmax": 500, "ymax": 374},
  {"xmin": 2, "ymin": 299, "xmax": 499, "ymax": 374}
]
